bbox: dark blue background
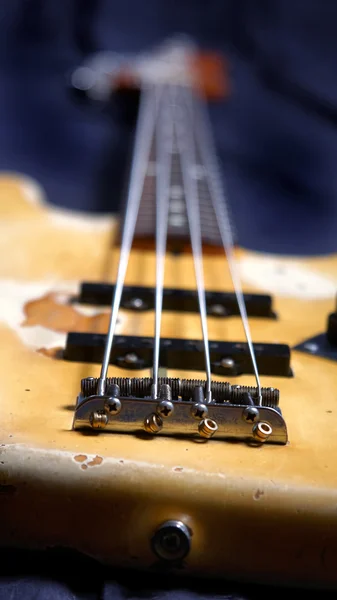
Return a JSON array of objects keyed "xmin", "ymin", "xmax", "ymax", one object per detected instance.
[
  {"xmin": 1, "ymin": 0, "xmax": 337, "ymax": 254},
  {"xmin": 1, "ymin": 1, "xmax": 337, "ymax": 597}
]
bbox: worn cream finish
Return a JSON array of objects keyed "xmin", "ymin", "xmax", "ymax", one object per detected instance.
[{"xmin": 1, "ymin": 174, "xmax": 337, "ymax": 588}]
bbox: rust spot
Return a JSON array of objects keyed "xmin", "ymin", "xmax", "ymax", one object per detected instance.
[
  {"xmin": 81, "ymin": 464, "xmax": 88, "ymax": 470},
  {"xmin": 74, "ymin": 454, "xmax": 87, "ymax": 463},
  {"xmin": 23, "ymin": 292, "xmax": 110, "ymax": 334},
  {"xmin": 174, "ymin": 466, "xmax": 184, "ymax": 472},
  {"xmin": 253, "ymin": 489, "xmax": 264, "ymax": 500},
  {"xmin": 87, "ymin": 455, "xmax": 103, "ymax": 467}
]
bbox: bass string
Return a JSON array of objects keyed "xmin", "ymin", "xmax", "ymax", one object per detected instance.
[
  {"xmin": 152, "ymin": 84, "xmax": 175, "ymax": 398},
  {"xmin": 97, "ymin": 82, "xmax": 162, "ymax": 395},
  {"xmin": 175, "ymin": 84, "xmax": 213, "ymax": 402},
  {"xmin": 185, "ymin": 86, "xmax": 262, "ymax": 405}
]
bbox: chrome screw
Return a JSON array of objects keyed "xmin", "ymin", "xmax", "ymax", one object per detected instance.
[
  {"xmin": 144, "ymin": 413, "xmax": 163, "ymax": 434},
  {"xmin": 252, "ymin": 421, "xmax": 273, "ymax": 442},
  {"xmin": 198, "ymin": 418, "xmax": 218, "ymax": 439},
  {"xmin": 89, "ymin": 411, "xmax": 108, "ymax": 429}
]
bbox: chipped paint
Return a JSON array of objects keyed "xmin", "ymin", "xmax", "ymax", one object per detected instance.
[
  {"xmin": 0, "ymin": 279, "xmax": 123, "ymax": 352},
  {"xmin": 74, "ymin": 454, "xmax": 87, "ymax": 463},
  {"xmin": 87, "ymin": 455, "xmax": 103, "ymax": 467},
  {"xmin": 0, "ymin": 280, "xmax": 77, "ymax": 349}
]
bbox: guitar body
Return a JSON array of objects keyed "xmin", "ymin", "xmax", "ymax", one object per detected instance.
[{"xmin": 1, "ymin": 174, "xmax": 337, "ymax": 588}]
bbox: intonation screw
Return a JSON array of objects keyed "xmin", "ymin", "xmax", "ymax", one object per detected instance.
[
  {"xmin": 144, "ymin": 413, "xmax": 163, "ymax": 434},
  {"xmin": 89, "ymin": 411, "xmax": 108, "ymax": 429},
  {"xmin": 198, "ymin": 418, "xmax": 218, "ymax": 439},
  {"xmin": 252, "ymin": 421, "xmax": 273, "ymax": 442}
]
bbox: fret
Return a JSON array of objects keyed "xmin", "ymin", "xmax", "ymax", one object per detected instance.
[{"xmin": 127, "ymin": 85, "xmax": 223, "ymax": 248}]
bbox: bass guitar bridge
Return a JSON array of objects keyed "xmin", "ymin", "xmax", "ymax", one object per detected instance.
[{"xmin": 73, "ymin": 377, "xmax": 288, "ymax": 444}]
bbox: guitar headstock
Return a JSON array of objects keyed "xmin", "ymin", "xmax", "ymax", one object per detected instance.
[{"xmin": 70, "ymin": 36, "xmax": 230, "ymax": 103}]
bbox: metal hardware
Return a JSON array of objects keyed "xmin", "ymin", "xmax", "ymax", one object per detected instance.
[
  {"xmin": 80, "ymin": 376, "xmax": 279, "ymax": 407},
  {"xmin": 198, "ymin": 418, "xmax": 218, "ymax": 439},
  {"xmin": 89, "ymin": 411, "xmax": 108, "ymax": 429},
  {"xmin": 103, "ymin": 384, "xmax": 121, "ymax": 416},
  {"xmin": 123, "ymin": 352, "xmax": 140, "ymax": 365},
  {"xmin": 252, "ymin": 421, "xmax": 273, "ymax": 442},
  {"xmin": 242, "ymin": 406, "xmax": 260, "ymax": 423},
  {"xmin": 327, "ymin": 311, "xmax": 337, "ymax": 346},
  {"xmin": 294, "ymin": 309, "xmax": 337, "ymax": 361},
  {"xmin": 73, "ymin": 385, "xmax": 287, "ymax": 444},
  {"xmin": 151, "ymin": 520, "xmax": 191, "ymax": 562},
  {"xmin": 294, "ymin": 332, "xmax": 337, "ymax": 363},
  {"xmin": 304, "ymin": 343, "xmax": 318, "ymax": 353},
  {"xmin": 157, "ymin": 398, "xmax": 174, "ymax": 418},
  {"xmin": 65, "ymin": 333, "xmax": 292, "ymax": 378},
  {"xmin": 144, "ymin": 413, "xmax": 163, "ymax": 434},
  {"xmin": 104, "ymin": 397, "xmax": 122, "ymax": 415},
  {"xmin": 209, "ymin": 303, "xmax": 227, "ymax": 316},
  {"xmin": 77, "ymin": 282, "xmax": 276, "ymax": 318},
  {"xmin": 124, "ymin": 297, "xmax": 146, "ymax": 310},
  {"xmin": 191, "ymin": 402, "xmax": 208, "ymax": 420},
  {"xmin": 230, "ymin": 385, "xmax": 278, "ymax": 408},
  {"xmin": 220, "ymin": 357, "xmax": 235, "ymax": 369}
]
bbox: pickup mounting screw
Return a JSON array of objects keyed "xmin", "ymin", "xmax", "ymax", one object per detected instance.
[
  {"xmin": 124, "ymin": 352, "xmax": 139, "ymax": 365},
  {"xmin": 209, "ymin": 304, "xmax": 227, "ymax": 316},
  {"xmin": 127, "ymin": 297, "xmax": 145, "ymax": 310},
  {"xmin": 220, "ymin": 357, "xmax": 235, "ymax": 369}
]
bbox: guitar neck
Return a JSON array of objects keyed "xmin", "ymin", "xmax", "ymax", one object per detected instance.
[{"xmin": 119, "ymin": 83, "xmax": 224, "ymax": 252}]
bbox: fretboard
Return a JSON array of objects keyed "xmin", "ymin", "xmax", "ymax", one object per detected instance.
[{"xmin": 120, "ymin": 85, "xmax": 224, "ymax": 250}]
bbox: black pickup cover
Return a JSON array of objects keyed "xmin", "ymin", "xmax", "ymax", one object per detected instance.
[
  {"xmin": 77, "ymin": 282, "xmax": 276, "ymax": 318},
  {"xmin": 64, "ymin": 333, "xmax": 292, "ymax": 377}
]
